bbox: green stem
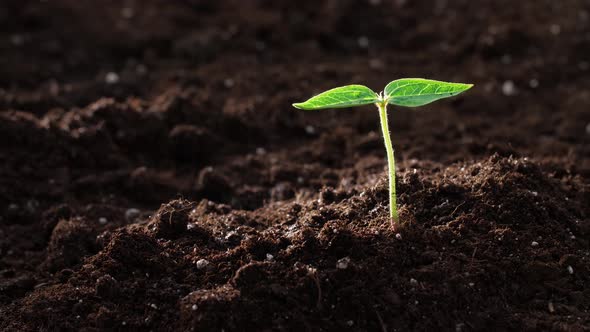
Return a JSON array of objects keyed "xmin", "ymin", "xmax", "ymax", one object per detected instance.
[{"xmin": 377, "ymin": 102, "xmax": 398, "ymax": 226}]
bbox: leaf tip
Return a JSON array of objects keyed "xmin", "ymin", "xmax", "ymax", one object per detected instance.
[{"xmin": 292, "ymin": 102, "xmax": 304, "ymax": 109}]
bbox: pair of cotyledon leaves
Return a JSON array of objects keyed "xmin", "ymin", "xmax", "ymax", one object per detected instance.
[{"xmin": 292, "ymin": 78, "xmax": 473, "ymax": 110}]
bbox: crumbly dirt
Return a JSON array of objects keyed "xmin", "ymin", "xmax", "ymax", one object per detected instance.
[{"xmin": 1, "ymin": 1, "xmax": 589, "ymax": 331}]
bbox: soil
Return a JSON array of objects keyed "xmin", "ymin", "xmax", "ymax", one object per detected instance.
[{"xmin": 1, "ymin": 1, "xmax": 589, "ymax": 331}]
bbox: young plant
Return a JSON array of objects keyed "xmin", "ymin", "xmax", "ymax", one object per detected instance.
[{"xmin": 293, "ymin": 78, "xmax": 473, "ymax": 227}]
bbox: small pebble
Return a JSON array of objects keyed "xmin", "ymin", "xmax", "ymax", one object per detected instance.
[
  {"xmin": 99, "ymin": 217, "xmax": 108, "ymax": 225},
  {"xmin": 567, "ymin": 266, "xmax": 574, "ymax": 274},
  {"xmin": 395, "ymin": 233, "xmax": 402, "ymax": 240},
  {"xmin": 369, "ymin": 58, "xmax": 384, "ymax": 69},
  {"xmin": 125, "ymin": 208, "xmax": 141, "ymax": 220},
  {"xmin": 456, "ymin": 323, "xmax": 465, "ymax": 332},
  {"xmin": 223, "ymin": 78, "xmax": 234, "ymax": 88},
  {"xmin": 225, "ymin": 231, "xmax": 238, "ymax": 240},
  {"xmin": 136, "ymin": 64, "xmax": 147, "ymax": 75},
  {"xmin": 196, "ymin": 259, "xmax": 210, "ymax": 269},
  {"xmin": 191, "ymin": 304, "xmax": 198, "ymax": 311},
  {"xmin": 150, "ymin": 303, "xmax": 158, "ymax": 309},
  {"xmin": 501, "ymin": 54, "xmax": 512, "ymax": 64},
  {"xmin": 357, "ymin": 36, "xmax": 369, "ymax": 48},
  {"xmin": 10, "ymin": 34, "xmax": 24, "ymax": 46},
  {"xmin": 410, "ymin": 278, "xmax": 418, "ymax": 285},
  {"xmin": 336, "ymin": 257, "xmax": 351, "ymax": 270},
  {"xmin": 531, "ymin": 241, "xmax": 539, "ymax": 247},
  {"xmin": 469, "ymin": 282, "xmax": 475, "ymax": 287},
  {"xmin": 529, "ymin": 79, "xmax": 539, "ymax": 88},
  {"xmin": 502, "ymin": 80, "xmax": 516, "ymax": 96},
  {"xmin": 255, "ymin": 41, "xmax": 266, "ymax": 51},
  {"xmin": 305, "ymin": 125, "xmax": 316, "ymax": 135},
  {"xmin": 256, "ymin": 147, "xmax": 266, "ymax": 155},
  {"xmin": 266, "ymin": 253, "xmax": 274, "ymax": 261},
  {"xmin": 347, "ymin": 320, "xmax": 354, "ymax": 327},
  {"xmin": 105, "ymin": 72, "xmax": 119, "ymax": 84},
  {"xmin": 548, "ymin": 302, "xmax": 555, "ymax": 313}
]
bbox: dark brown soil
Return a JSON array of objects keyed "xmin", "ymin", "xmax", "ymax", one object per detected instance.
[{"xmin": 1, "ymin": 1, "xmax": 589, "ymax": 331}]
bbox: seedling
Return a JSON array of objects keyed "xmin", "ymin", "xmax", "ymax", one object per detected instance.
[{"xmin": 293, "ymin": 78, "xmax": 473, "ymax": 227}]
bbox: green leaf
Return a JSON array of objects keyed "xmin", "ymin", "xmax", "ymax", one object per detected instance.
[
  {"xmin": 384, "ymin": 78, "xmax": 473, "ymax": 107},
  {"xmin": 293, "ymin": 85, "xmax": 379, "ymax": 110}
]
